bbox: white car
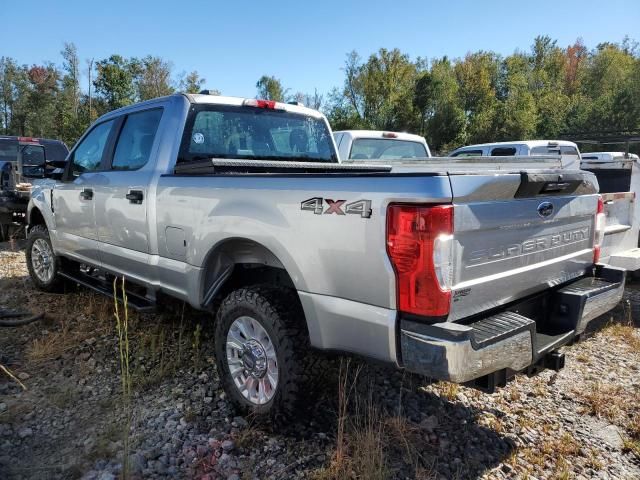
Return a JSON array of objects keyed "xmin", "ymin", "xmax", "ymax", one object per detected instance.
[
  {"xmin": 449, "ymin": 140, "xmax": 581, "ymax": 170},
  {"xmin": 333, "ymin": 130, "xmax": 431, "ymax": 162}
]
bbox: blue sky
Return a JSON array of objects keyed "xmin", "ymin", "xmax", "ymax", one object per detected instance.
[{"xmin": 1, "ymin": 0, "xmax": 638, "ymax": 99}]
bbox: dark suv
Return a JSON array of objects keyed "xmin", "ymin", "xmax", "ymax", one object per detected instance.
[{"xmin": 0, "ymin": 136, "xmax": 69, "ymax": 240}]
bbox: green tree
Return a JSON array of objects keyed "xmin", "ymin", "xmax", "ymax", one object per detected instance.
[
  {"xmin": 330, "ymin": 49, "xmax": 419, "ymax": 131},
  {"xmin": 135, "ymin": 56, "xmax": 174, "ymax": 100},
  {"xmin": 0, "ymin": 57, "xmax": 19, "ymax": 133},
  {"xmin": 94, "ymin": 55, "xmax": 137, "ymax": 111},
  {"xmin": 528, "ymin": 36, "xmax": 570, "ymax": 137},
  {"xmin": 57, "ymin": 43, "xmax": 87, "ymax": 145},
  {"xmin": 579, "ymin": 42, "xmax": 638, "ymax": 133},
  {"xmin": 496, "ymin": 54, "xmax": 537, "ymax": 140},
  {"xmin": 256, "ymin": 75, "xmax": 287, "ymax": 101},
  {"xmin": 454, "ymin": 52, "xmax": 500, "ymax": 143},
  {"xmin": 414, "ymin": 57, "xmax": 466, "ymax": 152},
  {"xmin": 179, "ymin": 70, "xmax": 207, "ymax": 94}
]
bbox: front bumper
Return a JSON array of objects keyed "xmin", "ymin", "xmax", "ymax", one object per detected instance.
[
  {"xmin": 400, "ymin": 266, "xmax": 626, "ymax": 383},
  {"xmin": 0, "ymin": 192, "xmax": 28, "ymax": 215}
]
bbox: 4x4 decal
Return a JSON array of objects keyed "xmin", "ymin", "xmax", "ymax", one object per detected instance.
[{"xmin": 301, "ymin": 197, "xmax": 372, "ymax": 218}]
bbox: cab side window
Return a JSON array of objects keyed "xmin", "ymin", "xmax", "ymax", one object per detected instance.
[
  {"xmin": 112, "ymin": 109, "xmax": 163, "ymax": 170},
  {"xmin": 71, "ymin": 120, "xmax": 114, "ymax": 176},
  {"xmin": 491, "ymin": 147, "xmax": 517, "ymax": 156}
]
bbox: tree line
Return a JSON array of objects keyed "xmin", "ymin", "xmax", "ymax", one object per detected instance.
[
  {"xmin": 1, "ymin": 36, "xmax": 639, "ymax": 153},
  {"xmin": 0, "ymin": 44, "xmax": 208, "ymax": 147}
]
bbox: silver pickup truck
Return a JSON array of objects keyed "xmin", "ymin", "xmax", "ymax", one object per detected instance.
[{"xmin": 24, "ymin": 93, "xmax": 625, "ymax": 418}]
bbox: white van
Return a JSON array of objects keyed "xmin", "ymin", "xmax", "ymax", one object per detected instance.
[{"xmin": 449, "ymin": 140, "xmax": 581, "ymax": 169}]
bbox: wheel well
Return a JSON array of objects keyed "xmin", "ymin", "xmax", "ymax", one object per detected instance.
[
  {"xmin": 201, "ymin": 238, "xmax": 297, "ymax": 309},
  {"xmin": 29, "ymin": 208, "xmax": 45, "ymax": 228}
]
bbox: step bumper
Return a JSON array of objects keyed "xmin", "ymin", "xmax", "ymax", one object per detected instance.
[{"xmin": 400, "ymin": 266, "xmax": 625, "ymax": 383}]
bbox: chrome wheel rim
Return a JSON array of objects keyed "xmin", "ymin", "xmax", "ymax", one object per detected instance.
[
  {"xmin": 31, "ymin": 238, "xmax": 54, "ymax": 283},
  {"xmin": 226, "ymin": 316, "xmax": 278, "ymax": 405}
]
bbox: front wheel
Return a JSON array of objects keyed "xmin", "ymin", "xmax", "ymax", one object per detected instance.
[
  {"xmin": 25, "ymin": 225, "xmax": 64, "ymax": 292},
  {"xmin": 214, "ymin": 285, "xmax": 309, "ymax": 420}
]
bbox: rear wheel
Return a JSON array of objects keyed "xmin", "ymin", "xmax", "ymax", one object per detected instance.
[
  {"xmin": 214, "ymin": 285, "xmax": 309, "ymax": 420},
  {"xmin": 25, "ymin": 225, "xmax": 64, "ymax": 292}
]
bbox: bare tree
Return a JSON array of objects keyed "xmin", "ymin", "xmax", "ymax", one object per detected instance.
[
  {"xmin": 86, "ymin": 58, "xmax": 94, "ymax": 121},
  {"xmin": 61, "ymin": 43, "xmax": 80, "ymax": 117}
]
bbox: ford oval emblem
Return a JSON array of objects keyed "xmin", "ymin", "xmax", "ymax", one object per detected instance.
[{"xmin": 537, "ymin": 201, "xmax": 554, "ymax": 218}]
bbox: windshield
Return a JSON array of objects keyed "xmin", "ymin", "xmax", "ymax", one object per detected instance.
[
  {"xmin": 348, "ymin": 138, "xmax": 427, "ymax": 161},
  {"xmin": 0, "ymin": 139, "xmax": 18, "ymax": 162},
  {"xmin": 179, "ymin": 104, "xmax": 337, "ymax": 163}
]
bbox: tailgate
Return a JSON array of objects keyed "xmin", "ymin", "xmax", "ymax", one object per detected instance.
[
  {"xmin": 448, "ymin": 171, "xmax": 599, "ymax": 321},
  {"xmin": 600, "ymin": 191, "xmax": 638, "ymax": 264}
]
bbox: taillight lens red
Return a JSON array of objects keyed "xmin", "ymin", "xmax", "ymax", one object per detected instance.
[
  {"xmin": 593, "ymin": 195, "xmax": 605, "ymax": 263},
  {"xmin": 386, "ymin": 204, "xmax": 453, "ymax": 317}
]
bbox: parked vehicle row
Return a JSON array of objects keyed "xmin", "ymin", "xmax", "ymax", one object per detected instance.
[
  {"xmin": 0, "ymin": 136, "xmax": 69, "ymax": 240},
  {"xmin": 21, "ymin": 93, "xmax": 624, "ymax": 419},
  {"xmin": 447, "ymin": 140, "xmax": 640, "ymax": 277}
]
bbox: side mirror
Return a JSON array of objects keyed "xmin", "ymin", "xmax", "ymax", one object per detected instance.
[
  {"xmin": 21, "ymin": 154, "xmax": 46, "ymax": 179},
  {"xmin": 22, "ymin": 159, "xmax": 68, "ymax": 179}
]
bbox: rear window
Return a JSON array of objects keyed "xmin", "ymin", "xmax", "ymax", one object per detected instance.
[
  {"xmin": 179, "ymin": 104, "xmax": 336, "ymax": 163},
  {"xmin": 451, "ymin": 149, "xmax": 483, "ymax": 157},
  {"xmin": 530, "ymin": 145, "xmax": 579, "ymax": 157},
  {"xmin": 0, "ymin": 139, "xmax": 18, "ymax": 162},
  {"xmin": 349, "ymin": 138, "xmax": 427, "ymax": 161}
]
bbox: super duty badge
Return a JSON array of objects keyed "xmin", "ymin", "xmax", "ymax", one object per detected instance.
[{"xmin": 301, "ymin": 197, "xmax": 372, "ymax": 218}]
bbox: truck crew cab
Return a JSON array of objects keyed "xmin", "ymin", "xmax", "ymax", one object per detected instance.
[{"xmin": 23, "ymin": 94, "xmax": 624, "ymax": 419}]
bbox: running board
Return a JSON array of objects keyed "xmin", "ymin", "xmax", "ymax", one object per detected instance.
[{"xmin": 59, "ymin": 271, "xmax": 156, "ymax": 312}]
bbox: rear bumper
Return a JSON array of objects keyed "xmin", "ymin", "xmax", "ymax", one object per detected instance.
[{"xmin": 400, "ymin": 266, "xmax": 625, "ymax": 383}]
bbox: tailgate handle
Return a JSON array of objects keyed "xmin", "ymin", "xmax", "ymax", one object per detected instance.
[
  {"xmin": 541, "ymin": 182, "xmax": 570, "ymax": 193},
  {"xmin": 515, "ymin": 172, "xmax": 589, "ymax": 198}
]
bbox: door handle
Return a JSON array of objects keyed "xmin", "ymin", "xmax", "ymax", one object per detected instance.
[
  {"xmin": 80, "ymin": 188, "xmax": 93, "ymax": 200},
  {"xmin": 126, "ymin": 190, "xmax": 144, "ymax": 204}
]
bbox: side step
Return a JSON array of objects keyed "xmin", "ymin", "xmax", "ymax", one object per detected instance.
[{"xmin": 59, "ymin": 270, "xmax": 156, "ymax": 312}]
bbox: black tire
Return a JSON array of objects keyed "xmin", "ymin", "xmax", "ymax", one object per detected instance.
[
  {"xmin": 25, "ymin": 225, "xmax": 64, "ymax": 292},
  {"xmin": 214, "ymin": 285, "xmax": 310, "ymax": 421},
  {"xmin": 0, "ymin": 223, "xmax": 9, "ymax": 242}
]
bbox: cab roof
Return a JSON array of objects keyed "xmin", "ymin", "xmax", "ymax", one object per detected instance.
[
  {"xmin": 333, "ymin": 130, "xmax": 427, "ymax": 144},
  {"xmin": 580, "ymin": 152, "xmax": 639, "ymax": 161},
  {"xmin": 453, "ymin": 139, "xmax": 578, "ymax": 150},
  {"xmin": 185, "ymin": 93, "xmax": 326, "ymax": 119}
]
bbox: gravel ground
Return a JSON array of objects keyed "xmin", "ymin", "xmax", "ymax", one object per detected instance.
[{"xmin": 1, "ymin": 243, "xmax": 639, "ymax": 480}]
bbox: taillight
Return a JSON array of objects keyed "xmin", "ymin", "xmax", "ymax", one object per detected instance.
[
  {"xmin": 386, "ymin": 204, "xmax": 453, "ymax": 317},
  {"xmin": 593, "ymin": 195, "xmax": 605, "ymax": 263}
]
